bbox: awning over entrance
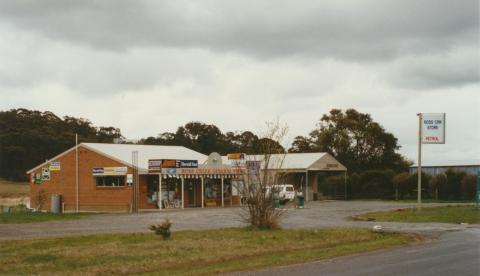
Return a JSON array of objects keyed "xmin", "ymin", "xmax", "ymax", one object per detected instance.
[{"xmin": 145, "ymin": 165, "xmax": 246, "ymax": 178}]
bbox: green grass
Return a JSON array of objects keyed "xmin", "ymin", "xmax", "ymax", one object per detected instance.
[
  {"xmin": 0, "ymin": 211, "xmax": 99, "ymax": 224},
  {"xmin": 352, "ymin": 205, "xmax": 480, "ymax": 224},
  {"xmin": 0, "ymin": 178, "xmax": 29, "ymax": 198},
  {"xmin": 0, "ymin": 228, "xmax": 417, "ymax": 275},
  {"xmin": 352, "ymin": 198, "xmax": 474, "ymax": 203}
]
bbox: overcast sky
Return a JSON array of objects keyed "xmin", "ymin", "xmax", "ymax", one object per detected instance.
[{"xmin": 1, "ymin": 0, "xmax": 478, "ymax": 163}]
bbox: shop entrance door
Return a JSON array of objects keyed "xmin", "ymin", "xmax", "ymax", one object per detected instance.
[{"xmin": 186, "ymin": 181, "xmax": 195, "ymax": 207}]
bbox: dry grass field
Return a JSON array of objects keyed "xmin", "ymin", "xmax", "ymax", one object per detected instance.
[
  {"xmin": 0, "ymin": 178, "xmax": 29, "ymax": 198},
  {"xmin": 0, "ymin": 228, "xmax": 416, "ymax": 275}
]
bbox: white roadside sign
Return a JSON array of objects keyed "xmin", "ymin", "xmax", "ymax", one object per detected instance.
[{"xmin": 421, "ymin": 113, "xmax": 445, "ymax": 144}]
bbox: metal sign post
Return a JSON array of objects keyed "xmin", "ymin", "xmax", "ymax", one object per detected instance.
[
  {"xmin": 417, "ymin": 113, "xmax": 446, "ymax": 211},
  {"xmin": 417, "ymin": 114, "xmax": 422, "ymax": 210}
]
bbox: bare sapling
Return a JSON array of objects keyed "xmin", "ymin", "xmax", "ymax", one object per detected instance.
[{"xmin": 238, "ymin": 120, "xmax": 288, "ymax": 229}]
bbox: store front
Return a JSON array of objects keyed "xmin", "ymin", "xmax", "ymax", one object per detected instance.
[{"xmin": 147, "ymin": 173, "xmax": 244, "ymax": 210}]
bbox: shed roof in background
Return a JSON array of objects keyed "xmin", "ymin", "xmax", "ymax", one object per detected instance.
[{"xmin": 410, "ymin": 159, "xmax": 480, "ymax": 168}]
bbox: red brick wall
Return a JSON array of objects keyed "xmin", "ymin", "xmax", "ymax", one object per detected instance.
[
  {"xmin": 29, "ymin": 146, "xmax": 133, "ymax": 212},
  {"xmin": 138, "ymin": 175, "xmax": 158, "ymax": 209}
]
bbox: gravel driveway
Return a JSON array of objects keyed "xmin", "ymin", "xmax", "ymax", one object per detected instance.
[{"xmin": 0, "ymin": 201, "xmax": 476, "ymax": 240}]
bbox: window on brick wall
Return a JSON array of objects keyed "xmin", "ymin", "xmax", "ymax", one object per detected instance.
[{"xmin": 95, "ymin": 176, "xmax": 126, "ymax": 187}]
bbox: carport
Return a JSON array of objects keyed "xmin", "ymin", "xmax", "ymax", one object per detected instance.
[{"xmin": 247, "ymin": 153, "xmax": 347, "ymax": 201}]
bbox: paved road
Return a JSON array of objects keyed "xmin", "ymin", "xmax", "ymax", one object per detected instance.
[
  {"xmin": 0, "ymin": 201, "xmax": 475, "ymax": 240},
  {"xmin": 237, "ymin": 228, "xmax": 480, "ymax": 276}
]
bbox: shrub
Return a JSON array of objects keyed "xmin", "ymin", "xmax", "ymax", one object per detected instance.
[
  {"xmin": 34, "ymin": 189, "xmax": 47, "ymax": 211},
  {"xmin": 409, "ymin": 172, "xmax": 430, "ymax": 198},
  {"xmin": 349, "ymin": 173, "xmax": 361, "ymax": 199},
  {"xmin": 358, "ymin": 170, "xmax": 395, "ymax": 199},
  {"xmin": 149, "ymin": 218, "xmax": 173, "ymax": 240},
  {"xmin": 392, "ymin": 172, "xmax": 411, "ymax": 200},
  {"xmin": 429, "ymin": 174, "xmax": 447, "ymax": 200},
  {"xmin": 318, "ymin": 175, "xmax": 345, "ymax": 199},
  {"xmin": 445, "ymin": 169, "xmax": 466, "ymax": 200},
  {"xmin": 460, "ymin": 174, "xmax": 476, "ymax": 200}
]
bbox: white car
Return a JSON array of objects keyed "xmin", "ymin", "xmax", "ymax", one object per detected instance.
[{"xmin": 267, "ymin": 184, "xmax": 295, "ymax": 203}]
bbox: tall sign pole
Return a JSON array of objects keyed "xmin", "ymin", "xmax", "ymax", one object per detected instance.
[
  {"xmin": 417, "ymin": 114, "xmax": 422, "ymax": 210},
  {"xmin": 417, "ymin": 113, "xmax": 446, "ymax": 211},
  {"xmin": 75, "ymin": 133, "xmax": 79, "ymax": 212}
]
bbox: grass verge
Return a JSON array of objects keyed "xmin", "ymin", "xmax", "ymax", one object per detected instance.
[
  {"xmin": 0, "ymin": 212, "xmax": 99, "ymax": 224},
  {"xmin": 0, "ymin": 178, "xmax": 29, "ymax": 198},
  {"xmin": 0, "ymin": 228, "xmax": 417, "ymax": 275},
  {"xmin": 352, "ymin": 205, "xmax": 480, "ymax": 224}
]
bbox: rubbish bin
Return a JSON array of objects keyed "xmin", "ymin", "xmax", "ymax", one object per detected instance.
[
  {"xmin": 273, "ymin": 194, "xmax": 280, "ymax": 208},
  {"xmin": 51, "ymin": 194, "xmax": 62, "ymax": 214},
  {"xmin": 297, "ymin": 196, "xmax": 305, "ymax": 208}
]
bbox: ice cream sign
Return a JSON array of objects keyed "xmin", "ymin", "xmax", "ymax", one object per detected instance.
[{"xmin": 421, "ymin": 113, "xmax": 446, "ymax": 144}]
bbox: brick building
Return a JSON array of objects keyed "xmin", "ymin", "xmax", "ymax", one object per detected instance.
[{"xmin": 27, "ymin": 143, "xmax": 346, "ymax": 212}]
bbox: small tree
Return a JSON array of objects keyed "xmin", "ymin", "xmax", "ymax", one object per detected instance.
[
  {"xmin": 445, "ymin": 169, "xmax": 466, "ymax": 200},
  {"xmin": 34, "ymin": 189, "xmax": 47, "ymax": 211},
  {"xmin": 358, "ymin": 170, "xmax": 394, "ymax": 199},
  {"xmin": 429, "ymin": 174, "xmax": 447, "ymax": 200},
  {"xmin": 239, "ymin": 120, "xmax": 288, "ymax": 229},
  {"xmin": 410, "ymin": 172, "xmax": 430, "ymax": 199},
  {"xmin": 393, "ymin": 172, "xmax": 411, "ymax": 200},
  {"xmin": 460, "ymin": 174, "xmax": 476, "ymax": 200},
  {"xmin": 319, "ymin": 175, "xmax": 345, "ymax": 199}
]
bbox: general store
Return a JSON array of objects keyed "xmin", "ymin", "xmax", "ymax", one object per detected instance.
[{"xmin": 27, "ymin": 143, "xmax": 346, "ymax": 212}]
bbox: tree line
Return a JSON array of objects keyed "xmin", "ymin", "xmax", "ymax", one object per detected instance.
[
  {"xmin": 318, "ymin": 169, "xmax": 477, "ymax": 201},
  {"xmin": 0, "ymin": 108, "xmax": 408, "ymax": 181}
]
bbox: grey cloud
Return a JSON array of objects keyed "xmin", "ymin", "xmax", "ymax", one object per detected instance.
[
  {"xmin": 0, "ymin": 0, "xmax": 477, "ymax": 61},
  {"xmin": 387, "ymin": 46, "xmax": 479, "ymax": 89}
]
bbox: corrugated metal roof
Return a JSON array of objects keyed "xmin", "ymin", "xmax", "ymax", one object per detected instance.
[
  {"xmin": 222, "ymin": 152, "xmax": 331, "ymax": 170},
  {"xmin": 410, "ymin": 159, "xmax": 480, "ymax": 168},
  {"xmin": 83, "ymin": 143, "xmax": 207, "ymax": 171}
]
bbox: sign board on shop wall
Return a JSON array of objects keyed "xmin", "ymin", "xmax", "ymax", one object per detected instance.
[{"xmin": 148, "ymin": 159, "xmax": 198, "ymax": 172}]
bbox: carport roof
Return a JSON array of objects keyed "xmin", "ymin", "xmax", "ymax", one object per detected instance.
[{"xmin": 224, "ymin": 152, "xmax": 347, "ymax": 172}]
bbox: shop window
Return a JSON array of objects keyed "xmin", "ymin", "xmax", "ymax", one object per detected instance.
[{"xmin": 95, "ymin": 176, "xmax": 126, "ymax": 187}]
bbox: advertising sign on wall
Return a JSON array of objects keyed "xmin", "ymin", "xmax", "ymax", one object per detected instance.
[
  {"xmin": 35, "ymin": 173, "xmax": 42, "ymax": 184},
  {"xmin": 227, "ymin": 153, "xmax": 245, "ymax": 160},
  {"xmin": 41, "ymin": 167, "xmax": 50, "ymax": 180},
  {"xmin": 149, "ymin": 159, "xmax": 198, "ymax": 171},
  {"xmin": 421, "ymin": 113, "xmax": 446, "ymax": 144},
  {"xmin": 148, "ymin": 159, "xmax": 162, "ymax": 171},
  {"xmin": 126, "ymin": 174, "xmax": 133, "ymax": 184},
  {"xmin": 49, "ymin": 162, "xmax": 61, "ymax": 171},
  {"xmin": 92, "ymin": 167, "xmax": 127, "ymax": 175}
]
